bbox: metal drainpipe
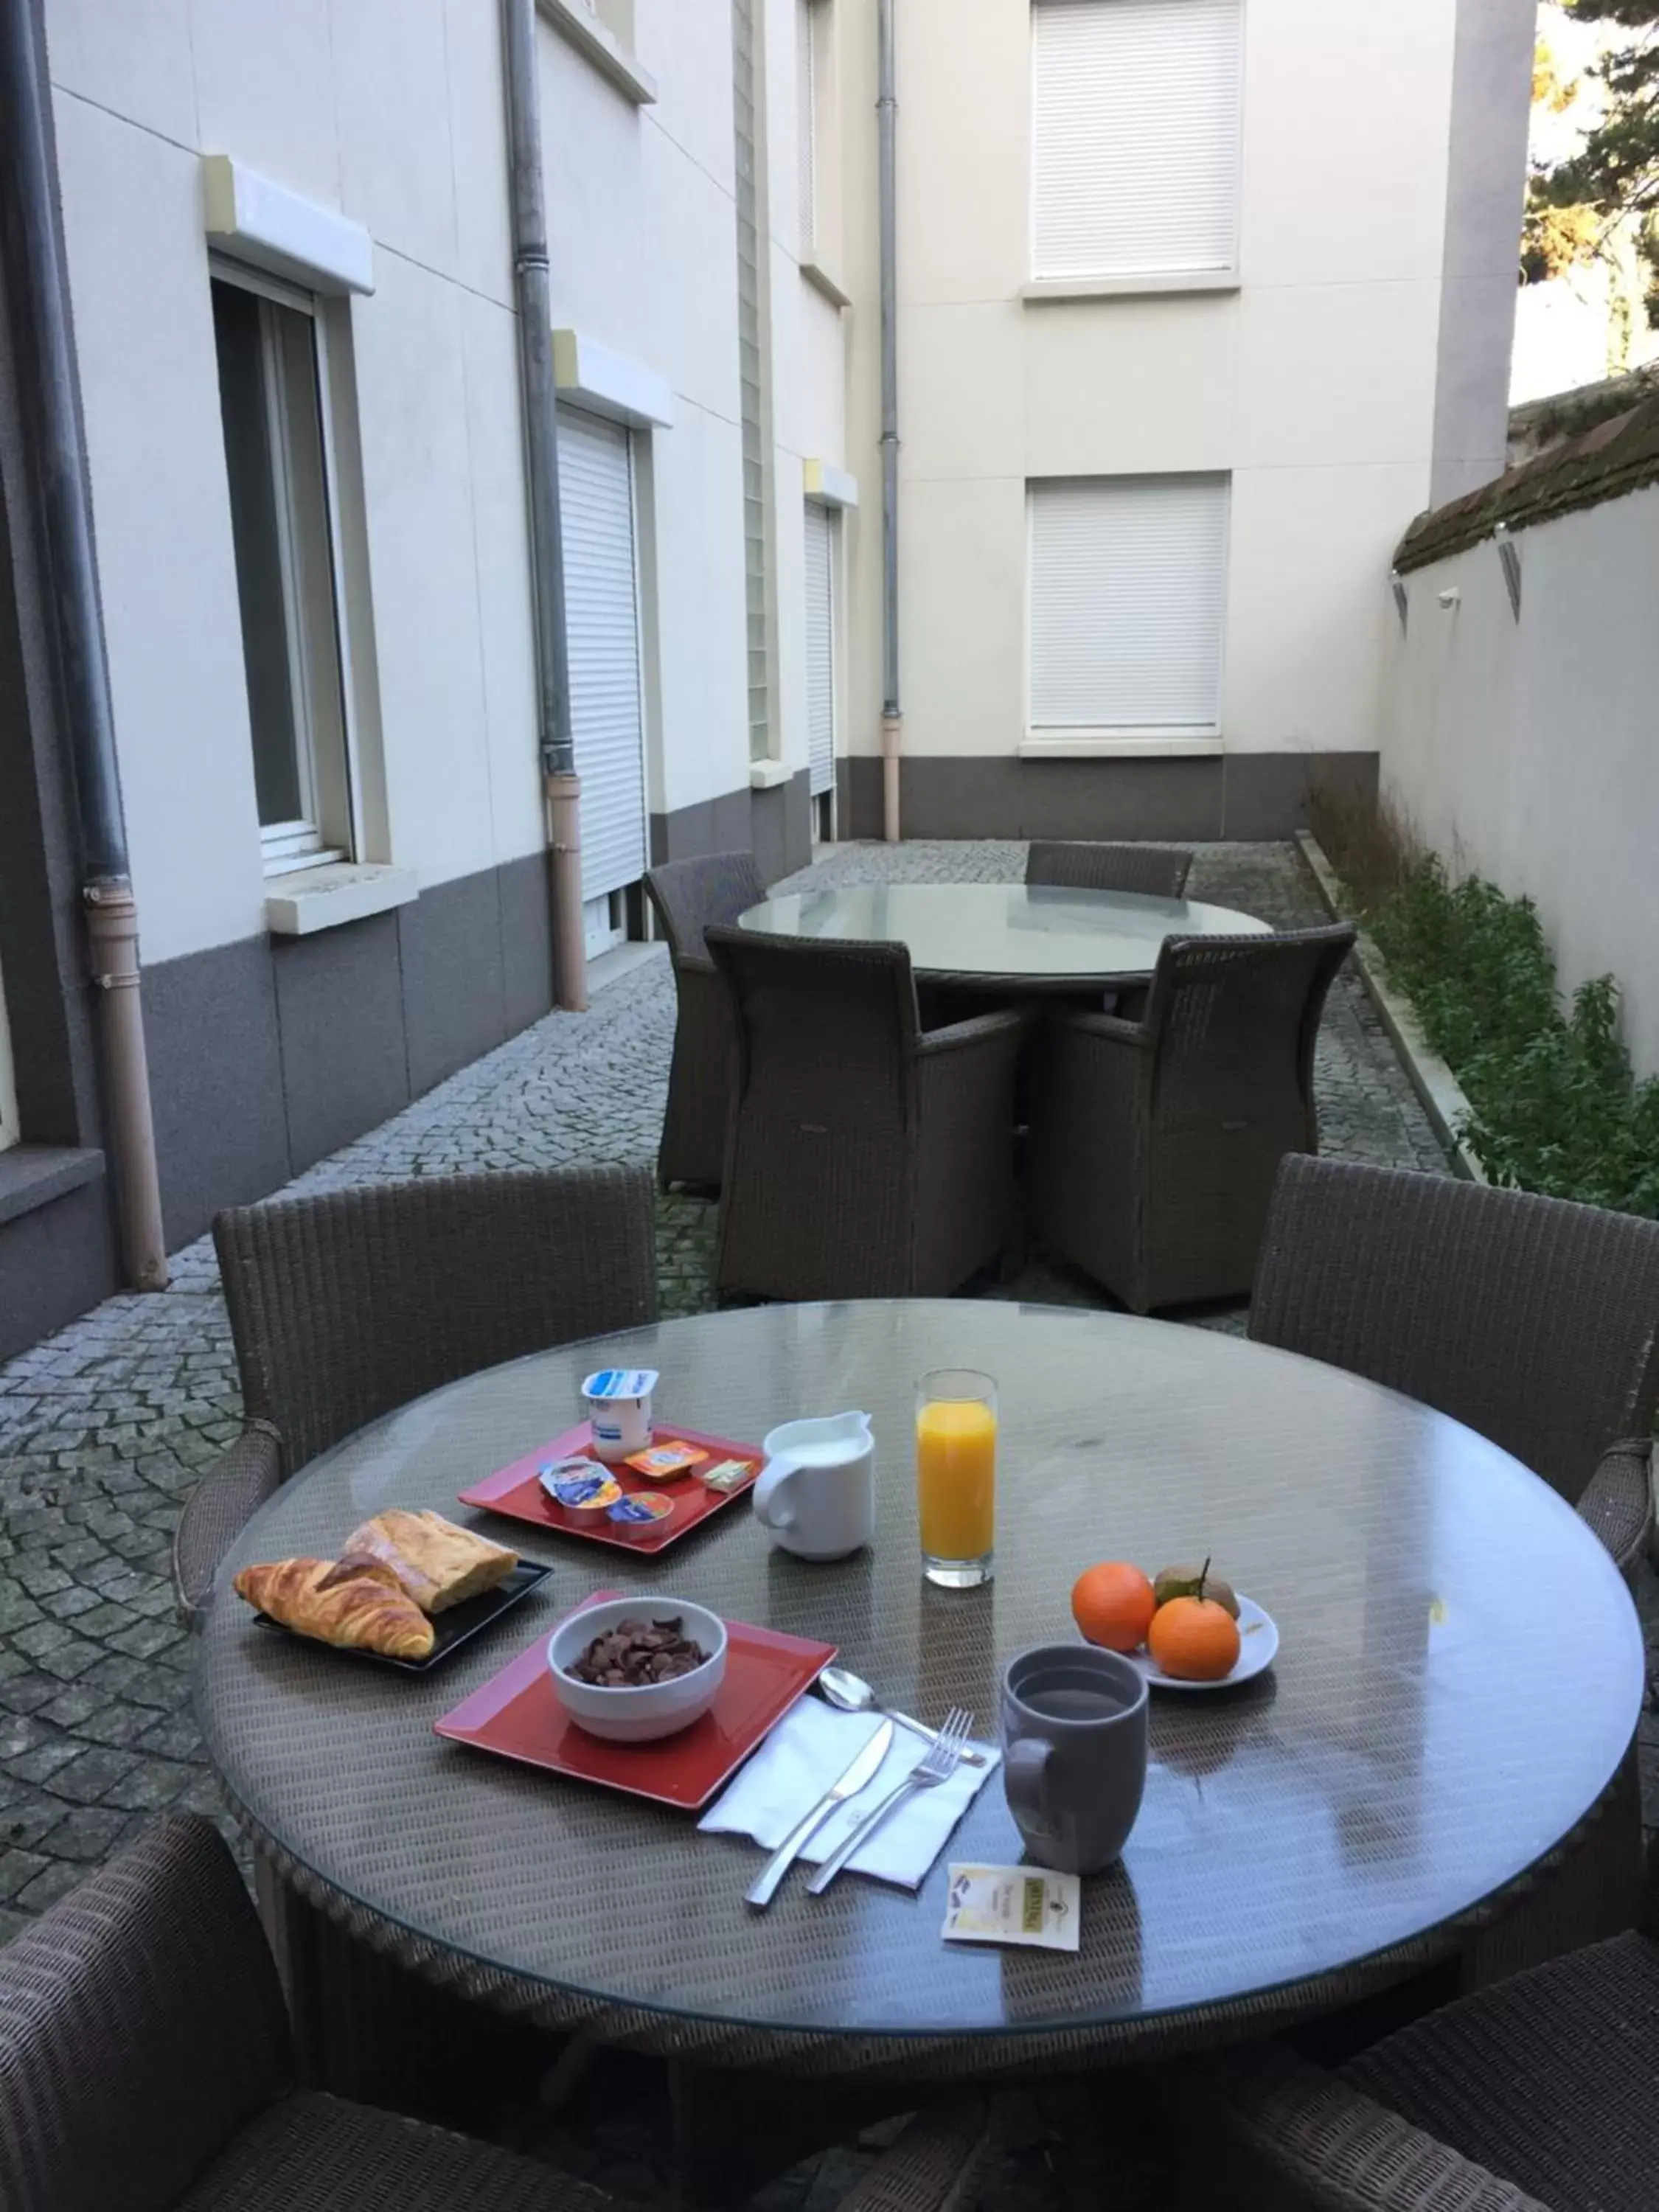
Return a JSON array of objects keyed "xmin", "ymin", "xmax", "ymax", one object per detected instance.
[
  {"xmin": 0, "ymin": 0, "xmax": 167, "ymax": 1290},
  {"xmin": 501, "ymin": 0, "xmax": 588, "ymax": 1012},
  {"xmin": 877, "ymin": 0, "xmax": 901, "ymax": 842}
]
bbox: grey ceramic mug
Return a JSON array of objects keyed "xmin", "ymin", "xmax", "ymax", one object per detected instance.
[{"xmin": 1001, "ymin": 1643, "xmax": 1150, "ymax": 1875}]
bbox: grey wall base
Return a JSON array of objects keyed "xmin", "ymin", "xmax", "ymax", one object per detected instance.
[
  {"xmin": 650, "ymin": 767, "xmax": 812, "ymax": 885},
  {"xmin": 140, "ymin": 849, "xmax": 554, "ymax": 1256},
  {"xmin": 835, "ymin": 751, "xmax": 1378, "ymax": 843}
]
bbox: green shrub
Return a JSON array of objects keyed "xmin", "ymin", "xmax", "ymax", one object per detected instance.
[{"xmin": 1315, "ymin": 830, "xmax": 1659, "ymax": 1219}]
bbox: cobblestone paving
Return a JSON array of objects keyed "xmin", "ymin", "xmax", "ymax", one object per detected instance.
[{"xmin": 0, "ymin": 839, "xmax": 1643, "ymax": 2209}]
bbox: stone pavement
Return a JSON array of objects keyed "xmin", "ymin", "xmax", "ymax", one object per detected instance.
[{"xmin": 0, "ymin": 838, "xmax": 1645, "ymax": 2208}]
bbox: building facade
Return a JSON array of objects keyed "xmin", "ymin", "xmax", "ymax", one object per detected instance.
[{"xmin": 0, "ymin": 0, "xmax": 1532, "ymax": 1354}]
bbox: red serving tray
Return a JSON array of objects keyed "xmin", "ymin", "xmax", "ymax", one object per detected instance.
[
  {"xmin": 457, "ymin": 1422, "xmax": 762, "ymax": 1555},
  {"xmin": 434, "ymin": 1591, "xmax": 837, "ymax": 1810}
]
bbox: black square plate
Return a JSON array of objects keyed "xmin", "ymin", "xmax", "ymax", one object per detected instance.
[{"xmin": 253, "ymin": 1559, "xmax": 554, "ymax": 1673}]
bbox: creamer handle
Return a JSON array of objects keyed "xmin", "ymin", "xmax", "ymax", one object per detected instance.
[{"xmin": 752, "ymin": 1450, "xmax": 803, "ymax": 1531}]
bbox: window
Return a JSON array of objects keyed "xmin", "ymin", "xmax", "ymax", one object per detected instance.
[
  {"xmin": 211, "ymin": 269, "xmax": 352, "ymax": 873},
  {"xmin": 1031, "ymin": 0, "xmax": 1242, "ymax": 282},
  {"xmin": 1028, "ymin": 475, "xmax": 1229, "ymax": 734},
  {"xmin": 798, "ymin": 0, "xmax": 818, "ymax": 256},
  {"xmin": 558, "ymin": 408, "xmax": 647, "ymax": 958},
  {"xmin": 804, "ymin": 498, "xmax": 836, "ymax": 818},
  {"xmin": 577, "ymin": 0, "xmax": 633, "ymax": 45}
]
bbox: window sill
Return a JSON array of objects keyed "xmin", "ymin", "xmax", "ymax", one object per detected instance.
[
  {"xmin": 1020, "ymin": 734, "xmax": 1224, "ymax": 760},
  {"xmin": 537, "ymin": 0, "xmax": 657, "ymax": 105},
  {"xmin": 0, "ymin": 1144, "xmax": 105, "ymax": 1230},
  {"xmin": 265, "ymin": 861, "xmax": 419, "ymax": 937},
  {"xmin": 748, "ymin": 759, "xmax": 792, "ymax": 791},
  {"xmin": 801, "ymin": 254, "xmax": 852, "ymax": 310},
  {"xmin": 1022, "ymin": 271, "xmax": 1239, "ymax": 303}
]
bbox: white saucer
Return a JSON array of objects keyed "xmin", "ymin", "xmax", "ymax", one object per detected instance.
[{"xmin": 1124, "ymin": 1593, "xmax": 1279, "ymax": 1691}]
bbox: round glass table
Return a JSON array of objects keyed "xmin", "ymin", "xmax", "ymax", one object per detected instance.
[
  {"xmin": 736, "ymin": 883, "xmax": 1270, "ymax": 992},
  {"xmin": 195, "ymin": 1301, "xmax": 1642, "ymax": 2077}
]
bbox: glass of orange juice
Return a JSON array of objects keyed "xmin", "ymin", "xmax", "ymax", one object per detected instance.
[{"xmin": 915, "ymin": 1370, "xmax": 997, "ymax": 1588}]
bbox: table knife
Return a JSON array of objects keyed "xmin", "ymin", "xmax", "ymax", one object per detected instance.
[{"xmin": 745, "ymin": 1718, "xmax": 895, "ymax": 1910}]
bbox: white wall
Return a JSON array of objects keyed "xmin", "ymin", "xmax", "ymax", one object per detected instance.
[
  {"xmin": 44, "ymin": 0, "xmax": 793, "ymax": 968},
  {"xmin": 838, "ymin": 0, "xmax": 1527, "ymax": 773},
  {"xmin": 1382, "ymin": 489, "xmax": 1659, "ymax": 1078}
]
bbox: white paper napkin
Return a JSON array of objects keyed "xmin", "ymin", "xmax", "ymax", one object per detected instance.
[{"xmin": 698, "ymin": 1698, "xmax": 999, "ymax": 1890}]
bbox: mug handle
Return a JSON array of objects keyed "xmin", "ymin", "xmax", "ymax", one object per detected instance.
[
  {"xmin": 751, "ymin": 1451, "xmax": 803, "ymax": 1531},
  {"xmin": 1003, "ymin": 1737, "xmax": 1053, "ymax": 1828}
]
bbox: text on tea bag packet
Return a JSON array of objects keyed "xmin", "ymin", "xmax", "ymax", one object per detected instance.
[{"xmin": 941, "ymin": 1863, "xmax": 1080, "ymax": 1952}]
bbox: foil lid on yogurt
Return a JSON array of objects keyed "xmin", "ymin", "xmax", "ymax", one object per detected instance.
[{"xmin": 582, "ymin": 1368, "xmax": 659, "ymax": 1402}]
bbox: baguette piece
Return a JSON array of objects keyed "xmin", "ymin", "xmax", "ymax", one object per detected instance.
[
  {"xmin": 233, "ymin": 1555, "xmax": 437, "ymax": 1661},
  {"xmin": 343, "ymin": 1508, "xmax": 518, "ymax": 1614}
]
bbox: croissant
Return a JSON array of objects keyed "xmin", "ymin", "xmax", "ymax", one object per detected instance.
[
  {"xmin": 234, "ymin": 1555, "xmax": 437, "ymax": 1661},
  {"xmin": 342, "ymin": 1508, "xmax": 518, "ymax": 1614}
]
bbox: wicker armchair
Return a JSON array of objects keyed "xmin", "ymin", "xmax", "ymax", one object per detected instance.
[
  {"xmin": 173, "ymin": 1165, "xmax": 656, "ymax": 1626},
  {"xmin": 1192, "ymin": 1834, "xmax": 1659, "ymax": 2211},
  {"xmin": 0, "ymin": 1815, "xmax": 990, "ymax": 2212},
  {"xmin": 706, "ymin": 926, "xmax": 1027, "ymax": 1301},
  {"xmin": 1027, "ymin": 925, "xmax": 1354, "ymax": 1312},
  {"xmin": 1025, "ymin": 840, "xmax": 1193, "ymax": 899},
  {"xmin": 644, "ymin": 851, "xmax": 766, "ymax": 1187},
  {"xmin": 1249, "ymin": 1156, "xmax": 1659, "ymax": 1578}
]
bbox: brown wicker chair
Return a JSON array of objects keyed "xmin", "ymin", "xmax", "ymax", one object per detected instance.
[
  {"xmin": 1249, "ymin": 1156, "xmax": 1659, "ymax": 1579},
  {"xmin": 644, "ymin": 851, "xmax": 766, "ymax": 1188},
  {"xmin": 1192, "ymin": 1833, "xmax": 1659, "ymax": 2211},
  {"xmin": 706, "ymin": 926, "xmax": 1027, "ymax": 1301},
  {"xmin": 0, "ymin": 1815, "xmax": 990, "ymax": 2212},
  {"xmin": 1027, "ymin": 925, "xmax": 1355, "ymax": 1312},
  {"xmin": 173, "ymin": 1165, "xmax": 655, "ymax": 1626},
  {"xmin": 1025, "ymin": 840, "xmax": 1193, "ymax": 899}
]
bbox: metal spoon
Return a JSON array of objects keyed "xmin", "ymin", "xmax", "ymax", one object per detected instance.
[{"xmin": 816, "ymin": 1665, "xmax": 988, "ymax": 1767}]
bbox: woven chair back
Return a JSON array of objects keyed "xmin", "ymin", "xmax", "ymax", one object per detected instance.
[
  {"xmin": 644, "ymin": 852, "xmax": 765, "ymax": 965},
  {"xmin": 215, "ymin": 1166, "xmax": 655, "ymax": 1475},
  {"xmin": 1251, "ymin": 1154, "xmax": 1659, "ymax": 1506},
  {"xmin": 1025, "ymin": 841, "xmax": 1194, "ymax": 900}
]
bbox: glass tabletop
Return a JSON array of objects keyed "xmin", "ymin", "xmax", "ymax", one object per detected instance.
[
  {"xmin": 196, "ymin": 1300, "xmax": 1642, "ymax": 2053},
  {"xmin": 737, "ymin": 882, "xmax": 1270, "ymax": 983}
]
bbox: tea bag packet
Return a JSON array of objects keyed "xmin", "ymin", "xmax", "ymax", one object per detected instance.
[{"xmin": 941, "ymin": 1863, "xmax": 1080, "ymax": 1952}]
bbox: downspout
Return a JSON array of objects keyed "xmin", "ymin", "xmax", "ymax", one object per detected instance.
[
  {"xmin": 0, "ymin": 0, "xmax": 167, "ymax": 1290},
  {"xmin": 877, "ymin": 0, "xmax": 901, "ymax": 842},
  {"xmin": 501, "ymin": 0, "xmax": 588, "ymax": 1012}
]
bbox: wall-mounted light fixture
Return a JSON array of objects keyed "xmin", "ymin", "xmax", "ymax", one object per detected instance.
[
  {"xmin": 1437, "ymin": 586, "xmax": 1461, "ymax": 610},
  {"xmin": 1389, "ymin": 568, "xmax": 1408, "ymax": 633},
  {"xmin": 1493, "ymin": 521, "xmax": 1522, "ymax": 620}
]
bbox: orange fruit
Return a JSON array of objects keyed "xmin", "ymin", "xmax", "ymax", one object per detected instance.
[
  {"xmin": 1071, "ymin": 1562, "xmax": 1156, "ymax": 1653},
  {"xmin": 1147, "ymin": 1596, "xmax": 1241, "ymax": 1682}
]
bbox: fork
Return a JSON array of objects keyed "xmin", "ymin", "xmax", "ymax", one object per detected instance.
[{"xmin": 805, "ymin": 1708, "xmax": 975, "ymax": 1896}]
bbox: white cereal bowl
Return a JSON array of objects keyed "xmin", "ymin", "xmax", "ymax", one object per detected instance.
[{"xmin": 547, "ymin": 1596, "xmax": 728, "ymax": 1743}]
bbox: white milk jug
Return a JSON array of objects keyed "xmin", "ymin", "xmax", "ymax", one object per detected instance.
[{"xmin": 752, "ymin": 1411, "xmax": 876, "ymax": 1562}]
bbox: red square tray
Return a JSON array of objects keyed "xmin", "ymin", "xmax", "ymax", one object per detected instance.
[
  {"xmin": 457, "ymin": 1422, "xmax": 762, "ymax": 1555},
  {"xmin": 434, "ymin": 1591, "xmax": 836, "ymax": 1809}
]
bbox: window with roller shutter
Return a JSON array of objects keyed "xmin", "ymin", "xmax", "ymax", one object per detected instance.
[
  {"xmin": 804, "ymin": 500, "xmax": 835, "ymax": 798},
  {"xmin": 557, "ymin": 408, "xmax": 647, "ymax": 916},
  {"xmin": 1031, "ymin": 0, "xmax": 1243, "ymax": 282},
  {"xmin": 1028, "ymin": 475, "xmax": 1230, "ymax": 735}
]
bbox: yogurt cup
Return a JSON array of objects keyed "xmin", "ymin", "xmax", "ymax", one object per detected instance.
[
  {"xmin": 539, "ymin": 1460, "xmax": 622, "ymax": 1518},
  {"xmin": 582, "ymin": 1368, "xmax": 658, "ymax": 1463}
]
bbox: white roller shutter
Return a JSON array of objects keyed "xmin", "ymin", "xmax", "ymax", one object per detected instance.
[
  {"xmin": 798, "ymin": 0, "xmax": 816, "ymax": 253},
  {"xmin": 1029, "ymin": 474, "xmax": 1229, "ymax": 731},
  {"xmin": 559, "ymin": 408, "xmax": 647, "ymax": 904},
  {"xmin": 1032, "ymin": 0, "xmax": 1242, "ymax": 280},
  {"xmin": 804, "ymin": 500, "xmax": 835, "ymax": 796}
]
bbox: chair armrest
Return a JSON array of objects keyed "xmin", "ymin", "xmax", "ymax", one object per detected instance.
[
  {"xmin": 1046, "ymin": 1006, "xmax": 1148, "ymax": 1050},
  {"xmin": 1193, "ymin": 2044, "xmax": 1549, "ymax": 2212},
  {"xmin": 828, "ymin": 2103, "xmax": 992, "ymax": 2212},
  {"xmin": 917, "ymin": 1007, "xmax": 1030, "ymax": 1059},
  {"xmin": 173, "ymin": 1422, "xmax": 284, "ymax": 1630},
  {"xmin": 0, "ymin": 1816, "xmax": 293, "ymax": 2212},
  {"xmin": 1576, "ymin": 1436, "xmax": 1652, "ymax": 1582}
]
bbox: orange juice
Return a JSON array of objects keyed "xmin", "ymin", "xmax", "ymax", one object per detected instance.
[{"xmin": 916, "ymin": 1396, "xmax": 997, "ymax": 1562}]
